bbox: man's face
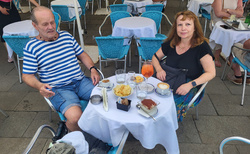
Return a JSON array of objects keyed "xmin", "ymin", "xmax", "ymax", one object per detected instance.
[{"xmin": 32, "ymin": 10, "xmax": 57, "ymax": 40}]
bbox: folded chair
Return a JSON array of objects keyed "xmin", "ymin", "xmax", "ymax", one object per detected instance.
[
  {"xmin": 141, "ymin": 11, "xmax": 172, "ymax": 38},
  {"xmin": 136, "ymin": 37, "xmax": 165, "ymax": 73},
  {"xmin": 2, "ymin": 35, "xmax": 32, "ymax": 83},
  {"xmin": 221, "ymin": 44, "xmax": 250, "ymax": 106},
  {"xmin": 95, "ymin": 36, "xmax": 130, "ymax": 72},
  {"xmin": 23, "ymin": 122, "xmax": 128, "ymax": 154},
  {"xmin": 219, "ymin": 136, "xmax": 250, "ymax": 154}
]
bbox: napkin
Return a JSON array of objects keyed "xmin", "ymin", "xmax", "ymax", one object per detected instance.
[
  {"xmin": 238, "ymin": 21, "xmax": 246, "ymax": 30},
  {"xmin": 102, "ymin": 87, "xmax": 108, "ymax": 112}
]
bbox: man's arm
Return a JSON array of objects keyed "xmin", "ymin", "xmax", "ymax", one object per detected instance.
[
  {"xmin": 77, "ymin": 52, "xmax": 100, "ymax": 85},
  {"xmin": 22, "ymin": 74, "xmax": 55, "ymax": 98}
]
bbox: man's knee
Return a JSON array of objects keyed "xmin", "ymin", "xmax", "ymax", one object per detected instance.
[{"xmin": 64, "ymin": 106, "xmax": 82, "ymax": 123}]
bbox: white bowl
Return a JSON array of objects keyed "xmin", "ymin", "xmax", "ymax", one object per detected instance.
[{"xmin": 113, "ymin": 85, "xmax": 134, "ymax": 98}]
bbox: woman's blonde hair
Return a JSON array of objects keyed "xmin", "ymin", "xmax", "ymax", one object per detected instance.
[{"xmin": 166, "ymin": 10, "xmax": 208, "ymax": 48}]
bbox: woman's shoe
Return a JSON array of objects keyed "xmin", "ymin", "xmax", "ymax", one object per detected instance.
[{"xmin": 8, "ymin": 57, "xmax": 13, "ymax": 63}]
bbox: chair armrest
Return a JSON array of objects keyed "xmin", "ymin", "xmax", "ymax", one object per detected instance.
[
  {"xmin": 116, "ymin": 130, "xmax": 129, "ymax": 154},
  {"xmin": 44, "ymin": 97, "xmax": 57, "ymax": 112},
  {"xmin": 219, "ymin": 136, "xmax": 250, "ymax": 154},
  {"xmin": 186, "ymin": 82, "xmax": 208, "ymax": 110},
  {"xmin": 162, "ymin": 12, "xmax": 172, "ymax": 26},
  {"xmin": 99, "ymin": 14, "xmax": 111, "ymax": 36}
]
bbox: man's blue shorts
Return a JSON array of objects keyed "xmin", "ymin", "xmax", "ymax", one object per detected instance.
[{"xmin": 49, "ymin": 77, "xmax": 94, "ymax": 114}]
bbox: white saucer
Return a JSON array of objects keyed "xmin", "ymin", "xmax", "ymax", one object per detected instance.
[
  {"xmin": 138, "ymin": 83, "xmax": 155, "ymax": 93},
  {"xmin": 97, "ymin": 82, "xmax": 114, "ymax": 91},
  {"xmin": 138, "ymin": 107, "xmax": 158, "ymax": 118},
  {"xmin": 155, "ymin": 89, "xmax": 172, "ymax": 97}
]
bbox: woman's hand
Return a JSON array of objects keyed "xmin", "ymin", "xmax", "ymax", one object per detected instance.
[
  {"xmin": 0, "ymin": 7, "xmax": 9, "ymax": 15},
  {"xmin": 156, "ymin": 69, "xmax": 166, "ymax": 81},
  {"xmin": 175, "ymin": 82, "xmax": 193, "ymax": 96}
]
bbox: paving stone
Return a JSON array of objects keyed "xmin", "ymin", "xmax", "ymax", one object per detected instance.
[
  {"xmin": 195, "ymin": 116, "xmax": 250, "ymax": 144},
  {"xmin": 0, "ymin": 138, "xmax": 47, "ymax": 154},
  {"xmin": 15, "ymin": 92, "xmax": 49, "ymax": 111},
  {"xmin": 210, "ymin": 94, "xmax": 250, "ymax": 116},
  {"xmin": 0, "ymin": 91, "xmax": 27, "ymax": 110},
  {"xmin": 0, "ymin": 112, "xmax": 36, "ymax": 137},
  {"xmin": 0, "ymin": 75, "xmax": 18, "ymax": 91},
  {"xmin": 206, "ymin": 77, "xmax": 231, "ymax": 95}
]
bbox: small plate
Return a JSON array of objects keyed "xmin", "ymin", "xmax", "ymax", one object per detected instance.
[
  {"xmin": 135, "ymin": 75, "xmax": 145, "ymax": 84},
  {"xmin": 97, "ymin": 82, "xmax": 114, "ymax": 91},
  {"xmin": 155, "ymin": 89, "xmax": 172, "ymax": 97},
  {"xmin": 138, "ymin": 107, "xmax": 158, "ymax": 118},
  {"xmin": 113, "ymin": 85, "xmax": 134, "ymax": 98},
  {"xmin": 138, "ymin": 83, "xmax": 155, "ymax": 93}
]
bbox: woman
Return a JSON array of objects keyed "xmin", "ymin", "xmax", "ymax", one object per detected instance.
[
  {"xmin": 211, "ymin": 0, "xmax": 243, "ymax": 67},
  {"xmin": 152, "ymin": 10, "xmax": 216, "ymax": 121}
]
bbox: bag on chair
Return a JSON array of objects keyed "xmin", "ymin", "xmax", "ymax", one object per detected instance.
[{"xmin": 153, "ymin": 53, "xmax": 188, "ymax": 93}]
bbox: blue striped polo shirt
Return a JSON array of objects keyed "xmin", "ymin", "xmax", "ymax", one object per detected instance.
[{"xmin": 23, "ymin": 31, "xmax": 85, "ymax": 87}]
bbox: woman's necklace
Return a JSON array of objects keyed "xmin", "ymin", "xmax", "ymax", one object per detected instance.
[{"xmin": 177, "ymin": 44, "xmax": 191, "ymax": 54}]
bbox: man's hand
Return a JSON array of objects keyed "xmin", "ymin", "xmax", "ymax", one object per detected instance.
[
  {"xmin": 91, "ymin": 69, "xmax": 100, "ymax": 85},
  {"xmin": 175, "ymin": 82, "xmax": 193, "ymax": 96},
  {"xmin": 39, "ymin": 84, "xmax": 55, "ymax": 98},
  {"xmin": 0, "ymin": 7, "xmax": 9, "ymax": 15}
]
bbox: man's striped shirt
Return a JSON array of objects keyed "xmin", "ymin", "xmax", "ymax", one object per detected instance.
[{"xmin": 23, "ymin": 31, "xmax": 84, "ymax": 87}]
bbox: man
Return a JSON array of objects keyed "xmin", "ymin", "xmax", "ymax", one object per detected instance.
[
  {"xmin": 22, "ymin": 6, "xmax": 100, "ymax": 131},
  {"xmin": 228, "ymin": 39, "xmax": 250, "ymax": 85}
]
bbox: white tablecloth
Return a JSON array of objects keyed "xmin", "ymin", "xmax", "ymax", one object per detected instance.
[
  {"xmin": 209, "ymin": 21, "xmax": 250, "ymax": 57},
  {"xmin": 124, "ymin": 0, "xmax": 153, "ymax": 14},
  {"xmin": 3, "ymin": 20, "xmax": 38, "ymax": 58},
  {"xmin": 51, "ymin": 0, "xmax": 82, "ymax": 19},
  {"xmin": 187, "ymin": 0, "xmax": 213, "ymax": 16},
  {"xmin": 112, "ymin": 17, "xmax": 157, "ymax": 45},
  {"xmin": 78, "ymin": 76, "xmax": 179, "ymax": 154}
]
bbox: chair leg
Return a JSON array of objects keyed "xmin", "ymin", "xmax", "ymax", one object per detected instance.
[
  {"xmin": 73, "ymin": 20, "xmax": 76, "ymax": 38},
  {"xmin": 115, "ymin": 61, "xmax": 118, "ymax": 68},
  {"xmin": 17, "ymin": 57, "xmax": 22, "ymax": 83},
  {"xmin": 204, "ymin": 18, "xmax": 207, "ymax": 37},
  {"xmin": 241, "ymin": 70, "xmax": 247, "ymax": 106},
  {"xmin": 221, "ymin": 57, "xmax": 230, "ymax": 80},
  {"xmin": 129, "ymin": 48, "xmax": 131, "ymax": 67},
  {"xmin": 84, "ymin": 14, "xmax": 87, "ymax": 33},
  {"xmin": 92, "ymin": 0, "xmax": 94, "ymax": 14},
  {"xmin": 0, "ymin": 108, "xmax": 9, "ymax": 117},
  {"xmin": 124, "ymin": 55, "xmax": 127, "ymax": 72},
  {"xmin": 139, "ymin": 56, "xmax": 142, "ymax": 74},
  {"xmin": 99, "ymin": 55, "xmax": 102, "ymax": 72}
]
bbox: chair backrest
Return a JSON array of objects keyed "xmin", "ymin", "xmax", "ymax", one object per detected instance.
[
  {"xmin": 51, "ymin": 5, "xmax": 73, "ymax": 22},
  {"xmin": 2, "ymin": 35, "xmax": 31, "ymax": 58},
  {"xmin": 145, "ymin": 4, "xmax": 164, "ymax": 12},
  {"xmin": 109, "ymin": 4, "xmax": 128, "ymax": 12},
  {"xmin": 95, "ymin": 36, "xmax": 127, "ymax": 59},
  {"xmin": 78, "ymin": 0, "xmax": 87, "ymax": 15},
  {"xmin": 138, "ymin": 37, "xmax": 165, "ymax": 60},
  {"xmin": 52, "ymin": 11, "xmax": 61, "ymax": 30},
  {"xmin": 141, "ymin": 11, "xmax": 162, "ymax": 32},
  {"xmin": 219, "ymin": 136, "xmax": 250, "ymax": 154},
  {"xmin": 110, "ymin": 11, "xmax": 131, "ymax": 27}
]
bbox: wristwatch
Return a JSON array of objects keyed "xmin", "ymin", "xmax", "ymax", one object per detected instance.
[
  {"xmin": 227, "ymin": 9, "xmax": 229, "ymax": 13},
  {"xmin": 89, "ymin": 66, "xmax": 97, "ymax": 72},
  {"xmin": 191, "ymin": 81, "xmax": 197, "ymax": 87}
]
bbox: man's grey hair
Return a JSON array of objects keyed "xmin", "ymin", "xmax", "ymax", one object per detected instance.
[{"xmin": 30, "ymin": 6, "xmax": 54, "ymax": 25}]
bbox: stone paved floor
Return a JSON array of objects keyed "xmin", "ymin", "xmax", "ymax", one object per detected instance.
[{"xmin": 0, "ymin": 0, "xmax": 250, "ymax": 153}]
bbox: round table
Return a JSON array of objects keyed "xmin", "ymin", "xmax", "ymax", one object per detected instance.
[
  {"xmin": 3, "ymin": 20, "xmax": 38, "ymax": 58},
  {"xmin": 112, "ymin": 16, "xmax": 157, "ymax": 45},
  {"xmin": 209, "ymin": 21, "xmax": 250, "ymax": 57},
  {"xmin": 78, "ymin": 75, "xmax": 179, "ymax": 154},
  {"xmin": 124, "ymin": 0, "xmax": 153, "ymax": 14}
]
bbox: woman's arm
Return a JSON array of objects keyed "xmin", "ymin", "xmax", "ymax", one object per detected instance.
[
  {"xmin": 175, "ymin": 54, "xmax": 216, "ymax": 95},
  {"xmin": 212, "ymin": 0, "xmax": 231, "ymax": 18},
  {"xmin": 227, "ymin": 0, "xmax": 243, "ymax": 18},
  {"xmin": 0, "ymin": 6, "xmax": 10, "ymax": 15},
  {"xmin": 152, "ymin": 48, "xmax": 166, "ymax": 81},
  {"xmin": 29, "ymin": 0, "xmax": 40, "ymax": 7}
]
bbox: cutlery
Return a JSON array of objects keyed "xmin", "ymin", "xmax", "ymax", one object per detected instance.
[{"xmin": 136, "ymin": 104, "xmax": 156, "ymax": 121}]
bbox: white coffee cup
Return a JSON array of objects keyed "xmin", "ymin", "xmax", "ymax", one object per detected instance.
[
  {"xmin": 100, "ymin": 78, "xmax": 110, "ymax": 87},
  {"xmin": 156, "ymin": 82, "xmax": 170, "ymax": 95}
]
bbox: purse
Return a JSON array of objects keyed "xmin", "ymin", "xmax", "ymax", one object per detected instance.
[{"xmin": 153, "ymin": 53, "xmax": 188, "ymax": 94}]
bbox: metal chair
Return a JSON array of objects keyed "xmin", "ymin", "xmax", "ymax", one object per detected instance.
[
  {"xmin": 145, "ymin": 4, "xmax": 164, "ymax": 12},
  {"xmin": 0, "ymin": 108, "xmax": 9, "ymax": 118},
  {"xmin": 199, "ymin": 4, "xmax": 211, "ymax": 37},
  {"xmin": 99, "ymin": 11, "xmax": 132, "ymax": 36},
  {"xmin": 78, "ymin": 0, "xmax": 87, "ymax": 32},
  {"xmin": 23, "ymin": 123, "xmax": 128, "ymax": 154},
  {"xmin": 2, "ymin": 35, "xmax": 32, "ymax": 83},
  {"xmin": 108, "ymin": 4, "xmax": 128, "ymax": 12},
  {"xmin": 136, "ymin": 37, "xmax": 165, "ymax": 73},
  {"xmin": 219, "ymin": 136, "xmax": 250, "ymax": 154},
  {"xmin": 95, "ymin": 36, "xmax": 130, "ymax": 72},
  {"xmin": 51, "ymin": 5, "xmax": 79, "ymax": 37},
  {"xmin": 221, "ymin": 44, "xmax": 250, "ymax": 106},
  {"xmin": 141, "ymin": 11, "xmax": 172, "ymax": 38}
]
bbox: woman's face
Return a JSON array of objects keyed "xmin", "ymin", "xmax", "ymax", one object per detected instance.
[{"xmin": 176, "ymin": 15, "xmax": 195, "ymax": 40}]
